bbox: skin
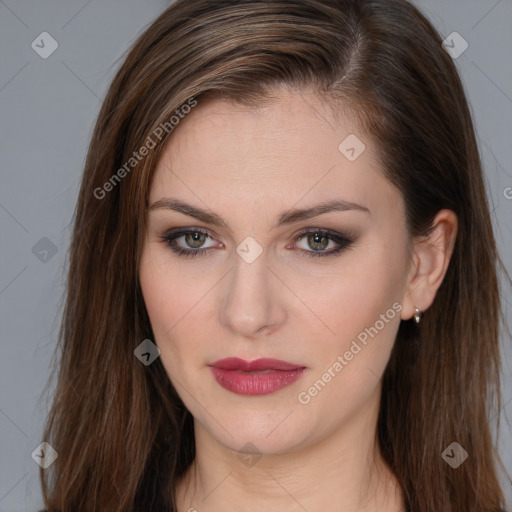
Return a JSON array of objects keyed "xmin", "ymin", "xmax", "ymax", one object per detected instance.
[{"xmin": 139, "ymin": 86, "xmax": 458, "ymax": 512}]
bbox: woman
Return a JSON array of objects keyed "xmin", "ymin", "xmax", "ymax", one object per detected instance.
[{"xmin": 39, "ymin": 0, "xmax": 511, "ymax": 510}]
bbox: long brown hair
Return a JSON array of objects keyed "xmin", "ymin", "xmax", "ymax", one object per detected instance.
[{"xmin": 39, "ymin": 0, "xmax": 510, "ymax": 510}]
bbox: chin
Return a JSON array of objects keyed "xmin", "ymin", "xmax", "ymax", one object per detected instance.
[{"xmin": 196, "ymin": 406, "xmax": 316, "ymax": 456}]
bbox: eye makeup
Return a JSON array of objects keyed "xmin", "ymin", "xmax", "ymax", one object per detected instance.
[{"xmin": 157, "ymin": 227, "xmax": 356, "ymax": 260}]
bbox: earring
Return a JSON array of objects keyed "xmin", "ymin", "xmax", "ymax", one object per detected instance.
[{"xmin": 413, "ymin": 307, "xmax": 423, "ymax": 324}]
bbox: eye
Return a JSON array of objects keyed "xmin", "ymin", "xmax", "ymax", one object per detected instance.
[
  {"xmin": 159, "ymin": 227, "xmax": 355, "ymax": 259},
  {"xmin": 158, "ymin": 228, "xmax": 220, "ymax": 259},
  {"xmin": 288, "ymin": 228, "xmax": 355, "ymax": 258}
]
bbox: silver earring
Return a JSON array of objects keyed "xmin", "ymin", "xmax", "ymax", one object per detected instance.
[{"xmin": 413, "ymin": 307, "xmax": 423, "ymax": 324}]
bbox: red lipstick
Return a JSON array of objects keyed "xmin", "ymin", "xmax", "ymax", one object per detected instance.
[{"xmin": 208, "ymin": 357, "xmax": 306, "ymax": 396}]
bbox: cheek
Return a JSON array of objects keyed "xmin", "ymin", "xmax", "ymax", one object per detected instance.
[
  {"xmin": 296, "ymin": 279, "xmax": 402, "ymax": 428},
  {"xmin": 139, "ymin": 255, "xmax": 173, "ymax": 335},
  {"xmin": 139, "ymin": 248, "xmax": 188, "ymax": 347},
  {"xmin": 139, "ymin": 247, "xmax": 216, "ymax": 371},
  {"xmin": 303, "ymin": 252, "xmax": 403, "ymax": 345},
  {"xmin": 299, "ymin": 243, "xmax": 406, "ymax": 386}
]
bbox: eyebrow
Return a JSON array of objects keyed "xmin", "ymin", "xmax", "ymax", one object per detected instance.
[{"xmin": 148, "ymin": 197, "xmax": 370, "ymax": 230}]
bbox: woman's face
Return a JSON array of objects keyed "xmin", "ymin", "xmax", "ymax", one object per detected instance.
[{"xmin": 139, "ymin": 88, "xmax": 413, "ymax": 455}]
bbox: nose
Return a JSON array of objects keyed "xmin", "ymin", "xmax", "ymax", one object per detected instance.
[{"xmin": 218, "ymin": 250, "xmax": 287, "ymax": 339}]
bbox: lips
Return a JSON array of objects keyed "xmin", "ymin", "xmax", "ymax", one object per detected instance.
[
  {"xmin": 208, "ymin": 357, "xmax": 307, "ymax": 396},
  {"xmin": 209, "ymin": 357, "xmax": 303, "ymax": 372}
]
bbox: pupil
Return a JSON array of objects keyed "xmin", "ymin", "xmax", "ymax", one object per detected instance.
[
  {"xmin": 187, "ymin": 232, "xmax": 204, "ymax": 248},
  {"xmin": 309, "ymin": 233, "xmax": 327, "ymax": 251}
]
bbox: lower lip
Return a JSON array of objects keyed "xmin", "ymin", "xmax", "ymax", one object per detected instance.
[{"xmin": 209, "ymin": 367, "xmax": 306, "ymax": 396}]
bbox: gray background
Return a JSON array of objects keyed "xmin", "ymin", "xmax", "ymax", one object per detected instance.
[{"xmin": 0, "ymin": 1, "xmax": 511, "ymax": 510}]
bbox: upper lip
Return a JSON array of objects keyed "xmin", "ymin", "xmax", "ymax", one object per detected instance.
[{"xmin": 209, "ymin": 357, "xmax": 305, "ymax": 371}]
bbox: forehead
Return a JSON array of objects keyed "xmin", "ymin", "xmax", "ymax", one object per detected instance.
[{"xmin": 149, "ymin": 90, "xmax": 404, "ymax": 228}]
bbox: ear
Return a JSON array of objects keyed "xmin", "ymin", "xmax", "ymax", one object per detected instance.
[{"xmin": 400, "ymin": 209, "xmax": 458, "ymax": 321}]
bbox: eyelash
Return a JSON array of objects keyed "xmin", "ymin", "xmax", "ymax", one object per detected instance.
[{"xmin": 158, "ymin": 228, "xmax": 355, "ymax": 260}]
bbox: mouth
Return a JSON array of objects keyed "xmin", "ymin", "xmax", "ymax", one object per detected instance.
[{"xmin": 208, "ymin": 357, "xmax": 307, "ymax": 396}]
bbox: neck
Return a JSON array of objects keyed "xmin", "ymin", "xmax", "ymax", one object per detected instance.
[{"xmin": 175, "ymin": 388, "xmax": 404, "ymax": 512}]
